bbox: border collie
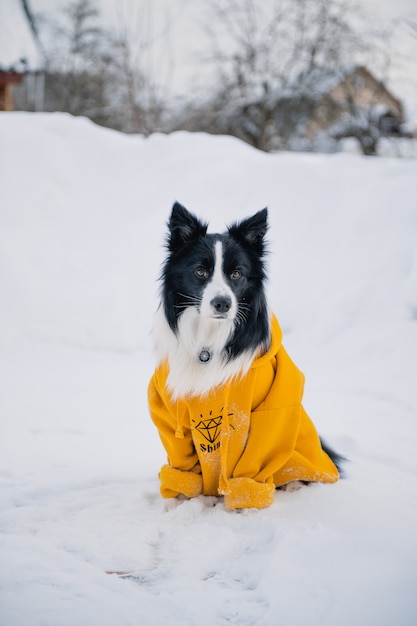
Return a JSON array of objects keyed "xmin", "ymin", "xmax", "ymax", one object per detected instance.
[{"xmin": 149, "ymin": 202, "xmax": 343, "ymax": 509}]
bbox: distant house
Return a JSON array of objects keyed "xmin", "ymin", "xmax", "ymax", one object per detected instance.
[
  {"xmin": 0, "ymin": 0, "xmax": 46, "ymax": 111},
  {"xmin": 303, "ymin": 66, "xmax": 404, "ymax": 144},
  {"xmin": 183, "ymin": 64, "xmax": 406, "ymax": 155}
]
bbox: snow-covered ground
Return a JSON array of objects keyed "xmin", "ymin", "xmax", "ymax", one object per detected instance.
[{"xmin": 1, "ymin": 112, "xmax": 417, "ymax": 626}]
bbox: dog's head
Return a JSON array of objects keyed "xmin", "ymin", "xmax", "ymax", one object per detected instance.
[{"xmin": 161, "ymin": 202, "xmax": 269, "ymax": 359}]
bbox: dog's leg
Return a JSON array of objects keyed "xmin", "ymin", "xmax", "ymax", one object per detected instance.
[{"xmin": 278, "ymin": 481, "xmax": 305, "ymax": 492}]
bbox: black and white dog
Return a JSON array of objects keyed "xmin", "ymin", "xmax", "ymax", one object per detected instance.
[{"xmin": 152, "ymin": 201, "xmax": 344, "ymax": 475}]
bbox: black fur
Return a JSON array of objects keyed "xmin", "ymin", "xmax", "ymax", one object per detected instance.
[{"xmin": 320, "ymin": 439, "xmax": 346, "ymax": 477}]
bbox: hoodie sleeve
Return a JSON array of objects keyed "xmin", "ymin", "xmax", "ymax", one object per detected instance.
[{"xmin": 148, "ymin": 366, "xmax": 203, "ymax": 499}]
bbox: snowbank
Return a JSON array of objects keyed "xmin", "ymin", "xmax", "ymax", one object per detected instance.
[{"xmin": 1, "ymin": 112, "xmax": 416, "ymax": 625}]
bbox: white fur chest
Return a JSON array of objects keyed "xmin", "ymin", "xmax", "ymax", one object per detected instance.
[{"xmin": 152, "ymin": 307, "xmax": 256, "ymax": 399}]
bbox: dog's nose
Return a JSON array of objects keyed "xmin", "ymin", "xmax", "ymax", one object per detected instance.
[{"xmin": 211, "ymin": 296, "xmax": 232, "ymax": 314}]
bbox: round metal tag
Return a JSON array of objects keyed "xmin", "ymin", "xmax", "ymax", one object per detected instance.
[{"xmin": 198, "ymin": 349, "xmax": 211, "ymax": 363}]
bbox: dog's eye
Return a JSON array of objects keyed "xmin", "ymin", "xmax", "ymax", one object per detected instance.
[
  {"xmin": 195, "ymin": 267, "xmax": 209, "ymax": 279},
  {"xmin": 230, "ymin": 270, "xmax": 242, "ymax": 280}
]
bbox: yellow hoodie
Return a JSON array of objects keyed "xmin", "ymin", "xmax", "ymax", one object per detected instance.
[{"xmin": 148, "ymin": 315, "xmax": 339, "ymax": 510}]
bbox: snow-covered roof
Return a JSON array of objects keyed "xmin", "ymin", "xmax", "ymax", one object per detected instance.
[{"xmin": 0, "ymin": 0, "xmax": 45, "ymax": 73}]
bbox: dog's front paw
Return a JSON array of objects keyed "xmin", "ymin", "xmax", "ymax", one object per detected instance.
[
  {"xmin": 223, "ymin": 477, "xmax": 275, "ymax": 510},
  {"xmin": 159, "ymin": 464, "xmax": 203, "ymax": 499}
]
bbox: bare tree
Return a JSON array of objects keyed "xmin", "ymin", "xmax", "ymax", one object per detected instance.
[
  {"xmin": 37, "ymin": 0, "xmax": 172, "ymax": 133},
  {"xmin": 192, "ymin": 0, "xmax": 393, "ymax": 153},
  {"xmin": 110, "ymin": 0, "xmax": 175, "ymax": 134},
  {"xmin": 40, "ymin": 0, "xmax": 115, "ymax": 123}
]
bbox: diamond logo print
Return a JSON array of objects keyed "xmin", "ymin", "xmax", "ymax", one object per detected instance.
[{"xmin": 195, "ymin": 414, "xmax": 223, "ymax": 444}]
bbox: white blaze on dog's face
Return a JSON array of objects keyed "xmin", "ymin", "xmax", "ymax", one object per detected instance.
[{"xmin": 199, "ymin": 241, "xmax": 238, "ymax": 321}]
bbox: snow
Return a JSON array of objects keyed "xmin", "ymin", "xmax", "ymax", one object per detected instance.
[
  {"xmin": 0, "ymin": 0, "xmax": 45, "ymax": 72},
  {"xmin": 1, "ymin": 111, "xmax": 417, "ymax": 625}
]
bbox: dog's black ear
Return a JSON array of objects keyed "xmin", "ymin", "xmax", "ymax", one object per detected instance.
[
  {"xmin": 167, "ymin": 202, "xmax": 208, "ymax": 251},
  {"xmin": 228, "ymin": 208, "xmax": 268, "ymax": 255}
]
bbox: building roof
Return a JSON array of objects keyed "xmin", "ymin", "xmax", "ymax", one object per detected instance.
[{"xmin": 0, "ymin": 0, "xmax": 45, "ymax": 73}]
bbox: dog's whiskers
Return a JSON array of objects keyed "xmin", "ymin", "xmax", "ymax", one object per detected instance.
[
  {"xmin": 178, "ymin": 292, "xmax": 201, "ymax": 302},
  {"xmin": 236, "ymin": 303, "xmax": 250, "ymax": 325},
  {"xmin": 174, "ymin": 292, "xmax": 202, "ymax": 309}
]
